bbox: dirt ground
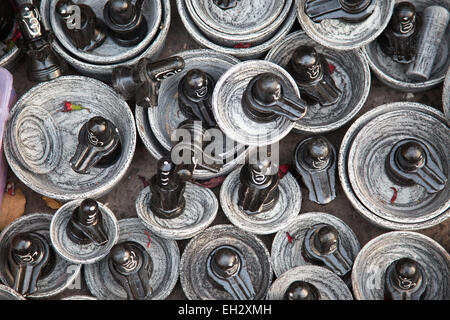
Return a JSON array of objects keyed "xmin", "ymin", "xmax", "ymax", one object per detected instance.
[{"xmin": 6, "ymin": 0, "xmax": 449, "ymax": 299}]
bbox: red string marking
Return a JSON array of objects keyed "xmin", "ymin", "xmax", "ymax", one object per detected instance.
[
  {"xmin": 138, "ymin": 175, "xmax": 151, "ymax": 188},
  {"xmin": 286, "ymin": 232, "xmax": 293, "ymax": 244},
  {"xmin": 329, "ymin": 63, "xmax": 336, "ymax": 75},
  {"xmin": 278, "ymin": 164, "xmax": 290, "ymax": 179},
  {"xmin": 390, "ymin": 187, "xmax": 398, "ymax": 204},
  {"xmin": 193, "ymin": 176, "xmax": 226, "ymax": 189},
  {"xmin": 234, "ymin": 43, "xmax": 252, "ymax": 49},
  {"xmin": 6, "ymin": 182, "xmax": 14, "ymax": 196},
  {"xmin": 144, "ymin": 231, "xmax": 151, "ymax": 248}
]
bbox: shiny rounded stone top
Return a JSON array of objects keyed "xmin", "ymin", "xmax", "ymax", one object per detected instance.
[
  {"xmin": 284, "ymin": 281, "xmax": 320, "ymax": 300},
  {"xmin": 11, "ymin": 233, "xmax": 38, "ymax": 263},
  {"xmin": 313, "ymin": 225, "xmax": 339, "ymax": 255},
  {"xmin": 252, "ymin": 74, "xmax": 283, "ymax": 105},
  {"xmin": 109, "ymin": 0, "xmax": 135, "ymax": 25},
  {"xmin": 183, "ymin": 69, "xmax": 209, "ymax": 98},
  {"xmin": 291, "ymin": 46, "xmax": 322, "ymax": 82},
  {"xmin": 339, "ymin": 0, "xmax": 372, "ymax": 13},
  {"xmin": 211, "ymin": 247, "xmax": 241, "ymax": 278},
  {"xmin": 87, "ymin": 117, "xmax": 112, "ymax": 144},
  {"xmin": 397, "ymin": 141, "xmax": 425, "ymax": 171},
  {"xmin": 78, "ymin": 199, "xmax": 99, "ymax": 225},
  {"xmin": 395, "ymin": 258, "xmax": 420, "ymax": 281},
  {"xmin": 307, "ymin": 138, "xmax": 331, "ymax": 162},
  {"xmin": 55, "ymin": 0, "xmax": 74, "ymax": 18},
  {"xmin": 110, "ymin": 243, "xmax": 138, "ymax": 273}
]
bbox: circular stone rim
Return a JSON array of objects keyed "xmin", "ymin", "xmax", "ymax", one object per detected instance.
[
  {"xmin": 50, "ymin": 200, "xmax": 120, "ymax": 264},
  {"xmin": 3, "ymin": 76, "xmax": 137, "ymax": 202},
  {"xmin": 212, "ymin": 60, "xmax": 300, "ymax": 146},
  {"xmin": 270, "ymin": 212, "xmax": 361, "ymax": 278},
  {"xmin": 39, "ymin": 0, "xmax": 171, "ymax": 80},
  {"xmin": 185, "ymin": 0, "xmax": 291, "ymax": 47},
  {"xmin": 84, "ymin": 218, "xmax": 180, "ymax": 300},
  {"xmin": 176, "ymin": 0, "xmax": 297, "ymax": 58},
  {"xmin": 220, "ymin": 168, "xmax": 302, "ymax": 235},
  {"xmin": 48, "ymin": 0, "xmax": 163, "ymax": 65},
  {"xmin": 0, "ymin": 284, "xmax": 26, "ymax": 300},
  {"xmin": 266, "ymin": 265, "xmax": 353, "ymax": 300},
  {"xmin": 265, "ymin": 30, "xmax": 371, "ymax": 134},
  {"xmin": 0, "ymin": 213, "xmax": 82, "ymax": 299},
  {"xmin": 338, "ymin": 102, "xmax": 450, "ymax": 230},
  {"xmin": 351, "ymin": 231, "xmax": 450, "ymax": 300},
  {"xmin": 179, "ymin": 224, "xmax": 273, "ymax": 300},
  {"xmin": 136, "ymin": 182, "xmax": 219, "ymax": 240},
  {"xmin": 443, "ymin": 67, "xmax": 450, "ymax": 123},
  {"xmin": 296, "ymin": 0, "xmax": 395, "ymax": 50}
]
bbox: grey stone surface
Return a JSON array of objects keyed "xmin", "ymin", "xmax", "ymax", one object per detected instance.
[
  {"xmin": 136, "ymin": 182, "xmax": 218, "ymax": 240},
  {"xmin": 444, "ymin": 66, "xmax": 450, "ymax": 123},
  {"xmin": 179, "ymin": 224, "xmax": 272, "ymax": 300},
  {"xmin": 4, "ymin": 76, "xmax": 137, "ymax": 201},
  {"xmin": 176, "ymin": 0, "xmax": 297, "ymax": 59},
  {"xmin": 220, "ymin": 168, "xmax": 302, "ymax": 235},
  {"xmin": 352, "ymin": 231, "xmax": 450, "ymax": 300},
  {"xmin": 296, "ymin": 0, "xmax": 395, "ymax": 50},
  {"xmin": 363, "ymin": 0, "xmax": 450, "ymax": 92},
  {"xmin": 84, "ymin": 218, "xmax": 180, "ymax": 300},
  {"xmin": 271, "ymin": 212, "xmax": 360, "ymax": 278},
  {"xmin": 212, "ymin": 60, "xmax": 300, "ymax": 146},
  {"xmin": 0, "ymin": 285, "xmax": 26, "ymax": 300},
  {"xmin": 39, "ymin": 0, "xmax": 171, "ymax": 81},
  {"xmin": 0, "ymin": 214, "xmax": 81, "ymax": 299},
  {"xmin": 50, "ymin": 200, "xmax": 119, "ymax": 264},
  {"xmin": 267, "ymin": 265, "xmax": 353, "ymax": 300},
  {"xmin": 339, "ymin": 102, "xmax": 449, "ymax": 230},
  {"xmin": 266, "ymin": 31, "xmax": 371, "ymax": 134}
]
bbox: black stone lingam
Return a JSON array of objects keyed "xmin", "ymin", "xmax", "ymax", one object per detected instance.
[
  {"xmin": 303, "ymin": 224, "xmax": 353, "ymax": 277},
  {"xmin": 294, "ymin": 136, "xmax": 336, "ymax": 204},
  {"xmin": 237, "ymin": 160, "xmax": 280, "ymax": 215},
  {"xmin": 103, "ymin": 0, "xmax": 148, "ymax": 47},
  {"xmin": 284, "ymin": 281, "xmax": 321, "ymax": 300},
  {"xmin": 178, "ymin": 69, "xmax": 216, "ymax": 127},
  {"xmin": 305, "ymin": 0, "xmax": 376, "ymax": 23},
  {"xmin": 289, "ymin": 46, "xmax": 341, "ymax": 107},
  {"xmin": 0, "ymin": 1, "xmax": 14, "ymax": 42},
  {"xmin": 149, "ymin": 158, "xmax": 187, "ymax": 219},
  {"xmin": 70, "ymin": 116, "xmax": 121, "ymax": 174},
  {"xmin": 112, "ymin": 56, "xmax": 185, "ymax": 108},
  {"xmin": 386, "ymin": 139, "xmax": 447, "ymax": 194},
  {"xmin": 384, "ymin": 258, "xmax": 427, "ymax": 300},
  {"xmin": 56, "ymin": 0, "xmax": 107, "ymax": 52},
  {"xmin": 379, "ymin": 2, "xmax": 419, "ymax": 64},
  {"xmin": 7, "ymin": 232, "xmax": 51, "ymax": 296},
  {"xmin": 16, "ymin": 3, "xmax": 66, "ymax": 82},
  {"xmin": 242, "ymin": 73, "xmax": 307, "ymax": 122},
  {"xmin": 66, "ymin": 199, "xmax": 109, "ymax": 246},
  {"xmin": 207, "ymin": 245, "xmax": 256, "ymax": 300},
  {"xmin": 108, "ymin": 241, "xmax": 152, "ymax": 300}
]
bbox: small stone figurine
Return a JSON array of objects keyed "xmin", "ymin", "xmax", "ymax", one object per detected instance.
[
  {"xmin": 8, "ymin": 232, "xmax": 51, "ymax": 296},
  {"xmin": 206, "ymin": 245, "xmax": 256, "ymax": 300},
  {"xmin": 16, "ymin": 3, "xmax": 67, "ymax": 82},
  {"xmin": 108, "ymin": 242, "xmax": 153, "ymax": 300},
  {"xmin": 242, "ymin": 73, "xmax": 307, "ymax": 122},
  {"xmin": 385, "ymin": 139, "xmax": 447, "ymax": 194},
  {"xmin": 289, "ymin": 46, "xmax": 341, "ymax": 107},
  {"xmin": 379, "ymin": 2, "xmax": 419, "ymax": 64},
  {"xmin": 294, "ymin": 136, "xmax": 337, "ymax": 204},
  {"xmin": 70, "ymin": 116, "xmax": 121, "ymax": 174},
  {"xmin": 178, "ymin": 69, "xmax": 216, "ymax": 127},
  {"xmin": 103, "ymin": 0, "xmax": 148, "ymax": 47},
  {"xmin": 112, "ymin": 56, "xmax": 185, "ymax": 108},
  {"xmin": 384, "ymin": 258, "xmax": 428, "ymax": 300},
  {"xmin": 237, "ymin": 160, "xmax": 280, "ymax": 215},
  {"xmin": 66, "ymin": 199, "xmax": 109, "ymax": 246},
  {"xmin": 305, "ymin": 0, "xmax": 376, "ymax": 23},
  {"xmin": 56, "ymin": 0, "xmax": 107, "ymax": 52}
]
